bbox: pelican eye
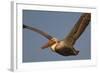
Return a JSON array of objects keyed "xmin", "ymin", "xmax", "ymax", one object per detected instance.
[{"xmin": 50, "ymin": 43, "xmax": 57, "ymax": 52}]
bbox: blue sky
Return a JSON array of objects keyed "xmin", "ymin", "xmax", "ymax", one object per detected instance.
[{"xmin": 23, "ymin": 10, "xmax": 91, "ymax": 62}]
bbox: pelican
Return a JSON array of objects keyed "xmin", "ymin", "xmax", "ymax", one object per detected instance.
[{"xmin": 23, "ymin": 13, "xmax": 91, "ymax": 56}]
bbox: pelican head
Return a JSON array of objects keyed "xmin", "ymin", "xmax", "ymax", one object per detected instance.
[
  {"xmin": 41, "ymin": 38, "xmax": 59, "ymax": 51},
  {"xmin": 41, "ymin": 38, "xmax": 66, "ymax": 53}
]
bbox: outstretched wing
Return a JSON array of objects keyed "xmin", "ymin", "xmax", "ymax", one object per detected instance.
[
  {"xmin": 23, "ymin": 24, "xmax": 53, "ymax": 40},
  {"xmin": 63, "ymin": 13, "xmax": 91, "ymax": 45}
]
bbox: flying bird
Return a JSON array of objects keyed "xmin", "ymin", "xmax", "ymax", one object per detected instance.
[{"xmin": 23, "ymin": 13, "xmax": 91, "ymax": 56}]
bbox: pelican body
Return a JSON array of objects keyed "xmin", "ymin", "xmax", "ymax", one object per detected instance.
[{"xmin": 23, "ymin": 13, "xmax": 91, "ymax": 56}]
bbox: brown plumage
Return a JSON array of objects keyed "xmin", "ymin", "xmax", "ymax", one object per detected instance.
[{"xmin": 23, "ymin": 13, "xmax": 91, "ymax": 56}]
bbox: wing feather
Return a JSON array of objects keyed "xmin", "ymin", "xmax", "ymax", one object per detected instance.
[
  {"xmin": 63, "ymin": 13, "xmax": 91, "ymax": 45},
  {"xmin": 23, "ymin": 24, "xmax": 53, "ymax": 40}
]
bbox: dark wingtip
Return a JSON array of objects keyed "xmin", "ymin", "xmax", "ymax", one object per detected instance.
[
  {"xmin": 23, "ymin": 24, "xmax": 26, "ymax": 28},
  {"xmin": 23, "ymin": 24, "xmax": 27, "ymax": 28}
]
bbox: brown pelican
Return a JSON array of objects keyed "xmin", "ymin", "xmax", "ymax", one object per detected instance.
[{"xmin": 23, "ymin": 13, "xmax": 91, "ymax": 56}]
